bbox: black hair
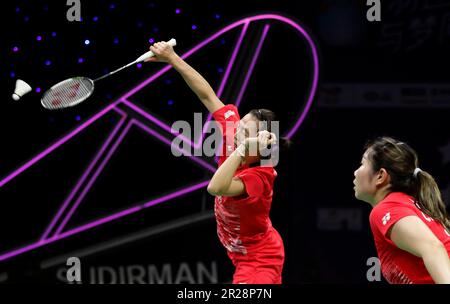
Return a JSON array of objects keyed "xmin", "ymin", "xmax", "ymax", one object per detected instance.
[{"xmin": 249, "ymin": 108, "xmax": 292, "ymax": 152}]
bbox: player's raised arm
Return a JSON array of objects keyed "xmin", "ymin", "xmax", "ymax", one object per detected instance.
[{"xmin": 145, "ymin": 41, "xmax": 224, "ymax": 113}]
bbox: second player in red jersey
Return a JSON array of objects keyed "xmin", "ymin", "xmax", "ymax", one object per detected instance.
[{"xmin": 354, "ymin": 137, "xmax": 450, "ymax": 284}]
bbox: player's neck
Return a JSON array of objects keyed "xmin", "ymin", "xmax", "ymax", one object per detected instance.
[{"xmin": 370, "ymin": 188, "xmax": 391, "ymax": 208}]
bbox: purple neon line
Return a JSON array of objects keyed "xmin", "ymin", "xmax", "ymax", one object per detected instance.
[
  {"xmin": 112, "ymin": 106, "xmax": 127, "ymax": 117},
  {"xmin": 0, "ymin": 240, "xmax": 50, "ymax": 262},
  {"xmin": 216, "ymin": 22, "xmax": 249, "ymax": 99},
  {"xmin": 41, "ymin": 113, "xmax": 127, "ymax": 240},
  {"xmin": 0, "ymin": 207, "xmax": 140, "ymax": 261},
  {"xmin": 120, "ymin": 99, "xmax": 194, "ymax": 147},
  {"xmin": 120, "ymin": 64, "xmax": 173, "ymax": 102},
  {"xmin": 0, "ymin": 208, "xmax": 140, "ymax": 261},
  {"xmin": 53, "ymin": 120, "xmax": 134, "ymax": 236},
  {"xmin": 121, "ymin": 14, "xmax": 319, "ymax": 141},
  {"xmin": 143, "ymin": 181, "xmax": 210, "ymax": 208},
  {"xmin": 122, "ymin": 22, "xmax": 249, "ymax": 149},
  {"xmin": 56, "ymin": 206, "xmax": 142, "ymax": 239},
  {"xmin": 58, "ymin": 181, "xmax": 209, "ymax": 237},
  {"xmin": 0, "ymin": 181, "xmax": 210, "ymax": 261},
  {"xmin": 120, "ymin": 20, "xmax": 250, "ymax": 102},
  {"xmin": 245, "ymin": 15, "xmax": 319, "ymax": 139},
  {"xmin": 57, "ymin": 181, "xmax": 209, "ymax": 241},
  {"xmin": 42, "ymin": 106, "xmax": 125, "ymax": 241},
  {"xmin": 40, "ymin": 112, "xmax": 127, "ymax": 241},
  {"xmin": 119, "ymin": 23, "xmax": 250, "ymax": 151},
  {"xmin": 121, "ymin": 98, "xmax": 222, "ymax": 161},
  {"xmin": 197, "ymin": 22, "xmax": 249, "ymax": 148},
  {"xmin": 53, "ymin": 118, "xmax": 215, "ymax": 236},
  {"xmin": 235, "ymin": 24, "xmax": 270, "ymax": 108},
  {"xmin": 132, "ymin": 120, "xmax": 216, "ymax": 173},
  {"xmin": 211, "ymin": 25, "xmax": 270, "ymax": 163},
  {"xmin": 120, "ymin": 20, "xmax": 252, "ymax": 150},
  {"xmin": 1, "ymin": 14, "xmax": 319, "ymax": 190},
  {"xmin": 0, "ymin": 14, "xmax": 319, "ymax": 262},
  {"xmin": 0, "ymin": 101, "xmax": 121, "ymax": 189}
]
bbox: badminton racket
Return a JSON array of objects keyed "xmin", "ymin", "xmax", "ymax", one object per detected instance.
[{"xmin": 41, "ymin": 38, "xmax": 177, "ymax": 110}]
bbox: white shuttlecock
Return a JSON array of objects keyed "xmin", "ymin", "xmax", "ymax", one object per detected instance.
[{"xmin": 12, "ymin": 79, "xmax": 32, "ymax": 101}]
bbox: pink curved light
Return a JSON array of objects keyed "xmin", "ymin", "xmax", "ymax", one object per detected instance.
[{"xmin": 0, "ymin": 13, "xmax": 319, "ymax": 262}]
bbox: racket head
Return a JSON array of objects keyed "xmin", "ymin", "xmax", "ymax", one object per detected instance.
[{"xmin": 41, "ymin": 77, "xmax": 94, "ymax": 110}]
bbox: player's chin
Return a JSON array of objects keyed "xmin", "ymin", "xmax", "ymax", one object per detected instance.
[
  {"xmin": 353, "ymin": 189, "xmax": 367, "ymax": 203},
  {"xmin": 353, "ymin": 186, "xmax": 360, "ymax": 199}
]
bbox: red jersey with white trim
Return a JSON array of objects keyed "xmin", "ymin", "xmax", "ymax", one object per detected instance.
[
  {"xmin": 211, "ymin": 104, "xmax": 282, "ymax": 257},
  {"xmin": 369, "ymin": 192, "xmax": 450, "ymax": 284}
]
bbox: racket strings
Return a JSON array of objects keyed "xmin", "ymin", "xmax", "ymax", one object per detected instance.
[{"xmin": 41, "ymin": 78, "xmax": 94, "ymax": 110}]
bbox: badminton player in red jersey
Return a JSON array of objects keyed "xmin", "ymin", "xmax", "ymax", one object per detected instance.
[
  {"xmin": 146, "ymin": 41, "xmax": 288, "ymax": 284},
  {"xmin": 354, "ymin": 137, "xmax": 450, "ymax": 284}
]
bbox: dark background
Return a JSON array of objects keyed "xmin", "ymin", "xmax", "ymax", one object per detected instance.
[{"xmin": 0, "ymin": 0, "xmax": 449, "ymax": 284}]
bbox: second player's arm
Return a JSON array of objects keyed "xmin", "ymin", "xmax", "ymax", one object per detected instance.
[{"xmin": 390, "ymin": 216, "xmax": 450, "ymax": 284}]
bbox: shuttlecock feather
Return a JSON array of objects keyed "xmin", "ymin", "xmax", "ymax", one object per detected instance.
[{"xmin": 12, "ymin": 79, "xmax": 32, "ymax": 101}]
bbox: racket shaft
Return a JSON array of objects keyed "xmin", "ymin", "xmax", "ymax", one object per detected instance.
[
  {"xmin": 93, "ymin": 38, "xmax": 176, "ymax": 82},
  {"xmin": 94, "ymin": 61, "xmax": 137, "ymax": 82}
]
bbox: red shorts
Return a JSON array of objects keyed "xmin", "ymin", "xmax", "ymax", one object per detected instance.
[{"xmin": 228, "ymin": 228, "xmax": 284, "ymax": 284}]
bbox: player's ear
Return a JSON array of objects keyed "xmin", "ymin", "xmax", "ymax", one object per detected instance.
[{"xmin": 376, "ymin": 168, "xmax": 390, "ymax": 186}]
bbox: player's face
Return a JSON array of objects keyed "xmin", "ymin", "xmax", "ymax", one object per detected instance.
[
  {"xmin": 353, "ymin": 150, "xmax": 378, "ymax": 203},
  {"xmin": 234, "ymin": 113, "xmax": 259, "ymax": 148}
]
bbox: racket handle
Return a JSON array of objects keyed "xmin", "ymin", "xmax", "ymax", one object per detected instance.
[{"xmin": 136, "ymin": 38, "xmax": 177, "ymax": 62}]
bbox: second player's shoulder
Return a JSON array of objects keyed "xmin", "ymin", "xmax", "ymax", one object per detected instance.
[
  {"xmin": 370, "ymin": 192, "xmax": 418, "ymax": 227},
  {"xmin": 377, "ymin": 192, "xmax": 416, "ymax": 210}
]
